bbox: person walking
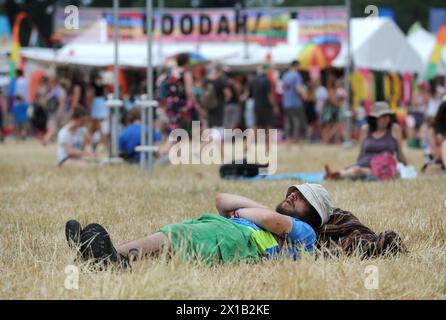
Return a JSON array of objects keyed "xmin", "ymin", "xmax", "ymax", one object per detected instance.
[{"xmin": 281, "ymin": 61, "xmax": 307, "ymax": 146}]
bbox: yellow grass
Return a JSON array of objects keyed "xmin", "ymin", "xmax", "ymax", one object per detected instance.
[{"xmin": 0, "ymin": 140, "xmax": 445, "ymax": 299}]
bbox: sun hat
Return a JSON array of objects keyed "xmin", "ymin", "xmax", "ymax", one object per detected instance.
[
  {"xmin": 287, "ymin": 183, "xmax": 334, "ymax": 227},
  {"xmin": 370, "ymin": 101, "xmax": 394, "ymax": 118}
]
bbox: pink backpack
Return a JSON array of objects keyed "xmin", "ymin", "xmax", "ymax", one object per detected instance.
[{"xmin": 370, "ymin": 153, "xmax": 398, "ymax": 181}]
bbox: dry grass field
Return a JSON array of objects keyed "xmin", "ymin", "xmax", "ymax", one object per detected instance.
[{"xmin": 0, "ymin": 140, "xmax": 445, "ymax": 299}]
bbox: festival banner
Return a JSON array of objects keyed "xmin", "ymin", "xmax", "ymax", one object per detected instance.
[
  {"xmin": 54, "ymin": 8, "xmax": 289, "ymax": 45},
  {"xmin": 298, "ymin": 7, "xmax": 348, "ymax": 43}
]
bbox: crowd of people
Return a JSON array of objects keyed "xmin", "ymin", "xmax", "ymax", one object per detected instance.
[{"xmin": 0, "ymin": 53, "xmax": 445, "ymax": 172}]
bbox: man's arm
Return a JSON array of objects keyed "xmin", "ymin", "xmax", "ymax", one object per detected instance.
[
  {"xmin": 71, "ymin": 85, "xmax": 81, "ymax": 108},
  {"xmin": 295, "ymin": 83, "xmax": 305, "ymax": 98},
  {"xmin": 358, "ymin": 124, "xmax": 369, "ymax": 147},
  {"xmin": 215, "ymin": 193, "xmax": 269, "ymax": 217},
  {"xmin": 184, "ymin": 71, "xmax": 197, "ymax": 106},
  {"xmin": 295, "ymin": 73, "xmax": 305, "ymax": 98},
  {"xmin": 235, "ymin": 208, "xmax": 293, "ymax": 236},
  {"xmin": 266, "ymin": 80, "xmax": 279, "ymax": 115}
]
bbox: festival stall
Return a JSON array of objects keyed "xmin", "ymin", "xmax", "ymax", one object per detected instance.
[{"xmin": 328, "ymin": 18, "xmax": 429, "ymax": 118}]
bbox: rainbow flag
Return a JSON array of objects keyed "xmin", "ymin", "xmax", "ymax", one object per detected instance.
[
  {"xmin": 8, "ymin": 12, "xmax": 27, "ymax": 108},
  {"xmin": 10, "ymin": 12, "xmax": 28, "ymax": 74},
  {"xmin": 425, "ymin": 21, "xmax": 446, "ymax": 80}
]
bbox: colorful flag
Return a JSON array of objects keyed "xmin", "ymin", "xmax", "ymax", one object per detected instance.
[
  {"xmin": 425, "ymin": 20, "xmax": 446, "ymax": 80},
  {"xmin": 8, "ymin": 12, "xmax": 27, "ymax": 109}
]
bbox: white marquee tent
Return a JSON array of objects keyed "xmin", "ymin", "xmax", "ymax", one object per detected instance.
[
  {"xmin": 407, "ymin": 25, "xmax": 446, "ymax": 78},
  {"xmin": 332, "ymin": 17, "xmax": 424, "ymax": 74}
]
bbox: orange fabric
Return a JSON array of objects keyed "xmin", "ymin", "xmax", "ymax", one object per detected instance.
[{"xmin": 29, "ymin": 69, "xmax": 46, "ymax": 103}]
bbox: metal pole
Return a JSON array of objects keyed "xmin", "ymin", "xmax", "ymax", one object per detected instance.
[
  {"xmin": 157, "ymin": 0, "xmax": 164, "ymax": 75},
  {"xmin": 112, "ymin": 0, "xmax": 120, "ymax": 158},
  {"xmin": 343, "ymin": 0, "xmax": 353, "ymax": 148},
  {"xmin": 140, "ymin": 95, "xmax": 147, "ymax": 174},
  {"xmin": 267, "ymin": 0, "xmax": 273, "ymax": 56},
  {"xmin": 113, "ymin": 0, "xmax": 119, "ymax": 99},
  {"xmin": 147, "ymin": 0, "xmax": 154, "ymax": 175},
  {"xmin": 244, "ymin": 1, "xmax": 249, "ymax": 60},
  {"xmin": 236, "ymin": 2, "xmax": 249, "ymax": 60}
]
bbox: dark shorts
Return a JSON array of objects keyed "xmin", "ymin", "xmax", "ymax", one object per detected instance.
[
  {"xmin": 304, "ymin": 101, "xmax": 318, "ymax": 124},
  {"xmin": 255, "ymin": 107, "xmax": 273, "ymax": 128},
  {"xmin": 208, "ymin": 107, "xmax": 224, "ymax": 128},
  {"xmin": 409, "ymin": 112, "xmax": 424, "ymax": 130}
]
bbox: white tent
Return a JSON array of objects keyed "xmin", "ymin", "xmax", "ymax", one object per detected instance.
[
  {"xmin": 332, "ymin": 17, "xmax": 424, "ymax": 74},
  {"xmin": 21, "ymin": 41, "xmax": 277, "ymax": 69},
  {"xmin": 407, "ymin": 26, "xmax": 446, "ymax": 77}
]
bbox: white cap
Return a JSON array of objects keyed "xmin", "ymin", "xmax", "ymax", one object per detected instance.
[{"xmin": 287, "ymin": 183, "xmax": 334, "ymax": 227}]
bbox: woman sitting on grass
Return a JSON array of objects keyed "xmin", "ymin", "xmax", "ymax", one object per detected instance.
[
  {"xmin": 57, "ymin": 107, "xmax": 96, "ymax": 167},
  {"xmin": 325, "ymin": 102, "xmax": 408, "ymax": 180},
  {"xmin": 424, "ymin": 100, "xmax": 446, "ymax": 171},
  {"xmin": 64, "ymin": 184, "xmax": 405, "ymax": 270}
]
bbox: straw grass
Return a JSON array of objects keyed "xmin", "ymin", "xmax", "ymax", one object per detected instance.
[{"xmin": 1, "ymin": 140, "xmax": 445, "ymax": 299}]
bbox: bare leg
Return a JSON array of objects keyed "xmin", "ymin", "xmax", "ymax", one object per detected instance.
[
  {"xmin": 62, "ymin": 159, "xmax": 92, "ymax": 167},
  {"xmin": 335, "ymin": 123, "xmax": 344, "ymax": 144},
  {"xmin": 441, "ymin": 140, "xmax": 446, "ymax": 168},
  {"xmin": 340, "ymin": 165, "xmax": 371, "ymax": 179},
  {"xmin": 42, "ymin": 118, "xmax": 56, "ymax": 146},
  {"xmin": 99, "ymin": 119, "xmax": 109, "ymax": 149},
  {"xmin": 323, "ymin": 124, "xmax": 335, "ymax": 144},
  {"xmin": 116, "ymin": 232, "xmax": 171, "ymax": 258},
  {"xmin": 321, "ymin": 126, "xmax": 329, "ymax": 144},
  {"xmin": 325, "ymin": 164, "xmax": 371, "ymax": 180}
]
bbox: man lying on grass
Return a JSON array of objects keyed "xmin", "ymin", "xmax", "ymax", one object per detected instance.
[{"xmin": 65, "ymin": 184, "xmax": 405, "ymax": 269}]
